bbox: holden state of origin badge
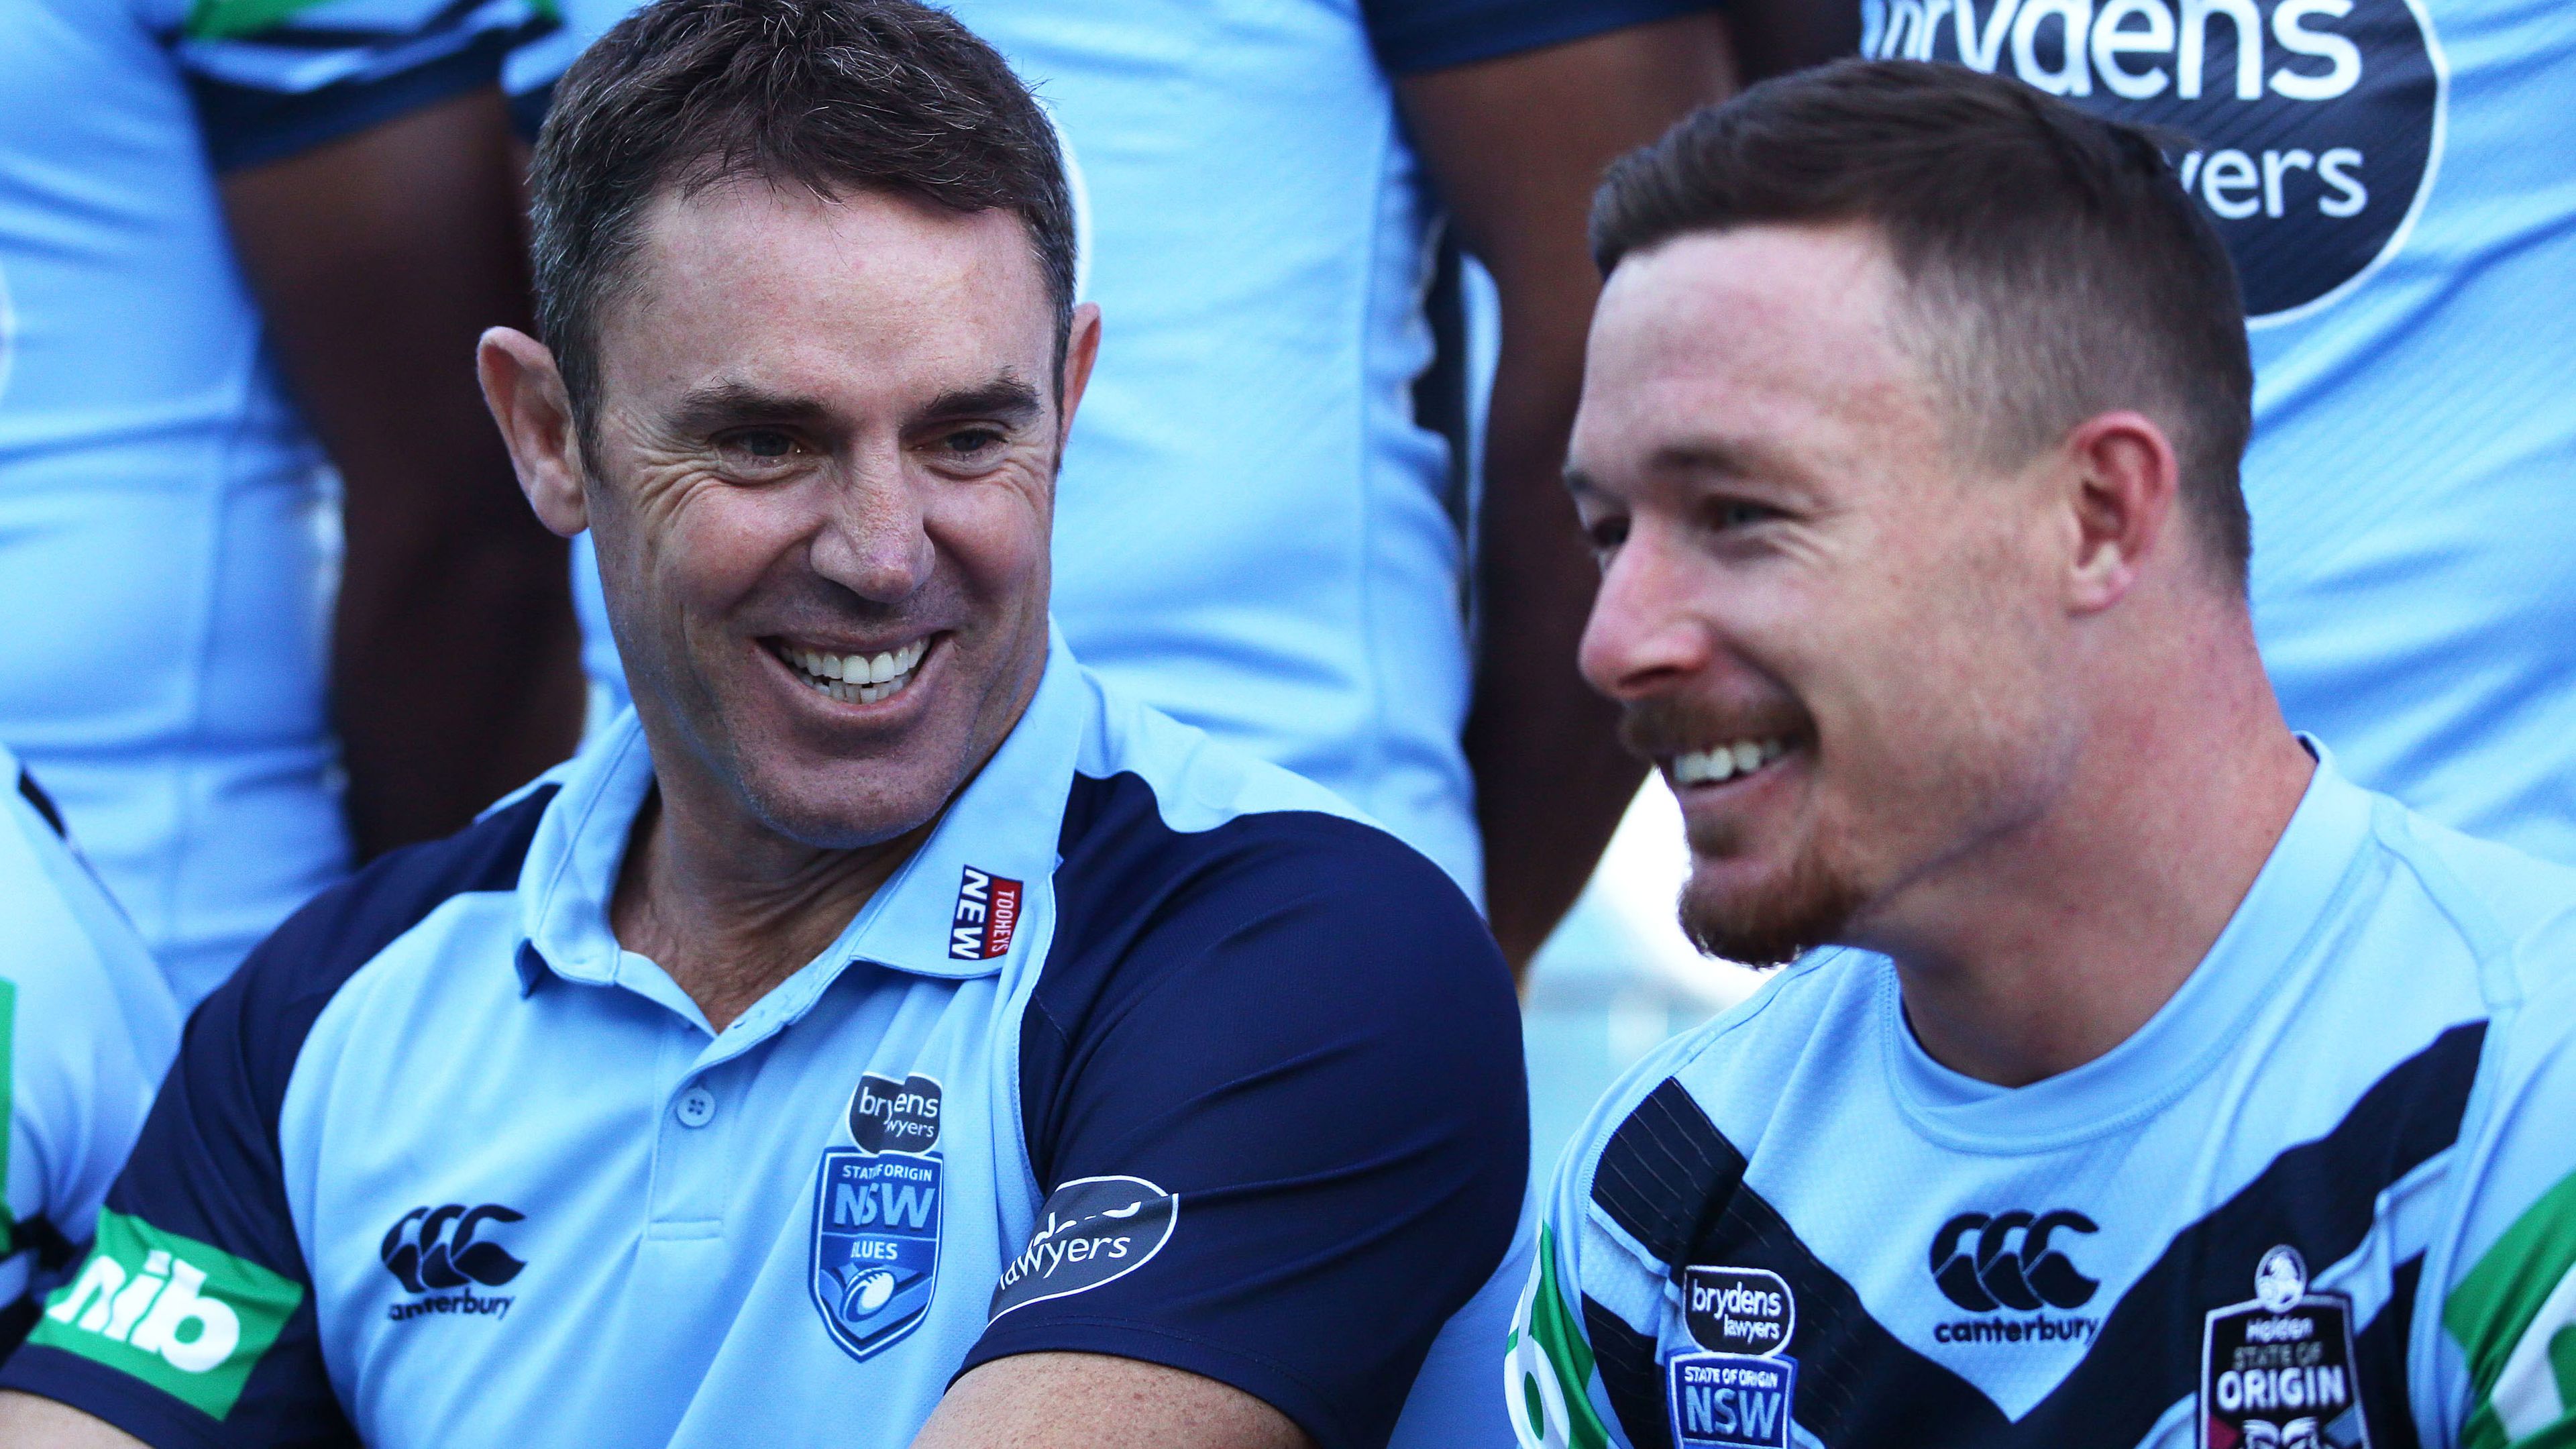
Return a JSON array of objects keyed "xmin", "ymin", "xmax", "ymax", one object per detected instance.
[
  {"xmin": 1666, "ymin": 1266, "xmax": 1799, "ymax": 1449},
  {"xmin": 2199, "ymin": 1246, "xmax": 2371, "ymax": 1449}
]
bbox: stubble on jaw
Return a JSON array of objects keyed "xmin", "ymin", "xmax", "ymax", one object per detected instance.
[{"xmin": 1676, "ymin": 804, "xmax": 1870, "ymax": 969}]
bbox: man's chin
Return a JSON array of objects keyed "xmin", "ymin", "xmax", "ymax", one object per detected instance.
[{"xmin": 1677, "ymin": 851, "xmax": 1866, "ymax": 969}]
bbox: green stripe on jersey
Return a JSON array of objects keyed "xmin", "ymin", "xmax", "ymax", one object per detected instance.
[
  {"xmin": 2449, "ymin": 1169, "xmax": 2576, "ymax": 1448},
  {"xmin": 27, "ymin": 1210, "xmax": 303, "ymax": 1419},
  {"xmin": 183, "ymin": 0, "xmax": 342, "ymax": 42},
  {"xmin": 1507, "ymin": 1224, "xmax": 1613, "ymax": 1449}
]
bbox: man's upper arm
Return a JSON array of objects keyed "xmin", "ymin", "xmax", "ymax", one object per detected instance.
[{"xmin": 959, "ymin": 812, "xmax": 1529, "ymax": 1449}]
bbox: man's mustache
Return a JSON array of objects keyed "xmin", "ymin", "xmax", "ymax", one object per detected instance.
[{"xmin": 1617, "ymin": 694, "xmax": 1809, "ymax": 762}]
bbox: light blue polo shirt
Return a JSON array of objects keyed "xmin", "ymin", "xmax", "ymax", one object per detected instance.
[
  {"xmin": 515, "ymin": 0, "xmax": 1721, "ymax": 900},
  {"xmin": 1511, "ymin": 750, "xmax": 2576, "ymax": 1448},
  {"xmin": 1859, "ymin": 0, "xmax": 2576, "ymax": 869},
  {"xmin": 5, "ymin": 633, "xmax": 1532, "ymax": 1449},
  {"xmin": 0, "ymin": 750, "xmax": 182, "ymax": 1352},
  {"xmin": 0, "ymin": 0, "xmax": 547, "ymax": 1006}
]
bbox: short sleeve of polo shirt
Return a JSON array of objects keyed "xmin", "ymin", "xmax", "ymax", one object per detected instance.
[
  {"xmin": 1358, "ymin": 0, "xmax": 1723, "ymax": 76},
  {"xmin": 0, "ymin": 799, "xmax": 549, "ymax": 1449},
  {"xmin": 2438, "ymin": 947, "xmax": 2576, "ymax": 1449},
  {"xmin": 964, "ymin": 788, "xmax": 1529, "ymax": 1449},
  {"xmin": 169, "ymin": 0, "xmax": 553, "ymax": 172}
]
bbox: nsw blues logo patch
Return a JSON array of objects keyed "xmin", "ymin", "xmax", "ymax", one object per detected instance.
[{"xmin": 811, "ymin": 1073, "xmax": 945, "ymax": 1361}]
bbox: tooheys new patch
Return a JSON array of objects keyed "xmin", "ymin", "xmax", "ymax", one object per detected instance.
[
  {"xmin": 2200, "ymin": 1246, "xmax": 2371, "ymax": 1449},
  {"xmin": 1666, "ymin": 1266, "xmax": 1799, "ymax": 1449}
]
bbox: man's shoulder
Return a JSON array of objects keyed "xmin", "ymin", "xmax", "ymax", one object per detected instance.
[
  {"xmin": 1558, "ymin": 950, "xmax": 1873, "ymax": 1190},
  {"xmin": 211, "ymin": 784, "xmax": 554, "ymax": 1044},
  {"xmin": 2361, "ymin": 790, "xmax": 2576, "ymax": 1004}
]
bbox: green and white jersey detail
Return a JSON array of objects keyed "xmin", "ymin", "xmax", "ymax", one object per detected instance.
[
  {"xmin": 2448, "ymin": 1171, "xmax": 2576, "ymax": 1448},
  {"xmin": 30, "ymin": 1211, "xmax": 303, "ymax": 1420},
  {"xmin": 1511, "ymin": 1224, "xmax": 1615, "ymax": 1449}
]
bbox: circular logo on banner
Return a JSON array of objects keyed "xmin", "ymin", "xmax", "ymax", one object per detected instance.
[{"xmin": 1861, "ymin": 0, "xmax": 2449, "ymax": 325}]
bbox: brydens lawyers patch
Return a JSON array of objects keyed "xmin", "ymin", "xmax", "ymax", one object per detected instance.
[
  {"xmin": 811, "ymin": 1074, "xmax": 945, "ymax": 1362},
  {"xmin": 949, "ymin": 867, "xmax": 1022, "ymax": 961},
  {"xmin": 1667, "ymin": 1267, "xmax": 1799, "ymax": 1449},
  {"xmin": 2200, "ymin": 1246, "xmax": 2371, "ymax": 1449},
  {"xmin": 989, "ymin": 1175, "xmax": 1177, "ymax": 1321},
  {"xmin": 1861, "ymin": 0, "xmax": 2444, "ymax": 324}
]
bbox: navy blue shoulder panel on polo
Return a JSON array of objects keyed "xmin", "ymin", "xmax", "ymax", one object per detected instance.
[
  {"xmin": 1360, "ymin": 0, "xmax": 1722, "ymax": 76},
  {"xmin": 0, "ymin": 788, "xmax": 554, "ymax": 1449},
  {"xmin": 967, "ymin": 770, "xmax": 1527, "ymax": 1449}
]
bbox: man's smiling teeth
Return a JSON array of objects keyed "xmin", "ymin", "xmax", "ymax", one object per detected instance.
[
  {"xmin": 1671, "ymin": 738, "xmax": 1790, "ymax": 786},
  {"xmin": 777, "ymin": 637, "xmax": 927, "ymax": 704}
]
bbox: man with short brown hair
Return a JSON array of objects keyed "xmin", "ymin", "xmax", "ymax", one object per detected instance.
[{"xmin": 1511, "ymin": 60, "xmax": 2576, "ymax": 1449}]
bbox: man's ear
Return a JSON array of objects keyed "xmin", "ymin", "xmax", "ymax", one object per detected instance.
[
  {"xmin": 1055, "ymin": 302, "xmax": 1104, "ymax": 449},
  {"xmin": 2059, "ymin": 409, "xmax": 2182, "ymax": 615},
  {"xmin": 477, "ymin": 327, "xmax": 590, "ymax": 539}
]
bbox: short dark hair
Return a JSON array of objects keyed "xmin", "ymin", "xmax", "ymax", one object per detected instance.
[
  {"xmin": 529, "ymin": 0, "xmax": 1077, "ymax": 438},
  {"xmin": 1593, "ymin": 59, "xmax": 2254, "ymax": 585}
]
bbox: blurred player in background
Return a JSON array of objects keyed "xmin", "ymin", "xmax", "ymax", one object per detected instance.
[
  {"xmin": 0, "ymin": 751, "xmax": 178, "ymax": 1358},
  {"xmin": 0, "ymin": 0, "xmax": 583, "ymax": 1004},
  {"xmin": 511, "ymin": 0, "xmax": 1813, "ymax": 972},
  {"xmin": 1516, "ymin": 63, "xmax": 2576, "ymax": 1449},
  {"xmin": 1850, "ymin": 0, "xmax": 2576, "ymax": 865}
]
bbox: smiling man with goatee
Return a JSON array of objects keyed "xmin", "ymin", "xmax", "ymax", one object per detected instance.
[{"xmin": 1510, "ymin": 60, "xmax": 2576, "ymax": 1449}]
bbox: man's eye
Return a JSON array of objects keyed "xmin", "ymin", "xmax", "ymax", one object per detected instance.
[
  {"xmin": 1713, "ymin": 500, "xmax": 1779, "ymax": 530},
  {"xmin": 936, "ymin": 428, "xmax": 1006, "ymax": 460},
  {"xmin": 718, "ymin": 429, "xmax": 802, "ymax": 464},
  {"xmin": 1585, "ymin": 517, "xmax": 1629, "ymax": 554}
]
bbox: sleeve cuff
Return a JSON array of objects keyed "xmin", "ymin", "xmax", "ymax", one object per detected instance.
[
  {"xmin": 191, "ymin": 32, "xmax": 510, "ymax": 172},
  {"xmin": 0, "ymin": 1345, "xmax": 235, "ymax": 1449},
  {"xmin": 958, "ymin": 1317, "xmax": 1384, "ymax": 1449}
]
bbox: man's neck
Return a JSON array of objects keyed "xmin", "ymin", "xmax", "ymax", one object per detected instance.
[
  {"xmin": 610, "ymin": 786, "xmax": 930, "ymax": 1034},
  {"xmin": 1860, "ymin": 612, "xmax": 2316, "ymax": 1088}
]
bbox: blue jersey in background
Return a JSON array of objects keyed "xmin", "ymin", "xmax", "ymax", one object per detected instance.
[
  {"xmin": 0, "ymin": 0, "xmax": 543, "ymax": 1006},
  {"xmin": 1859, "ymin": 0, "xmax": 2576, "ymax": 865}
]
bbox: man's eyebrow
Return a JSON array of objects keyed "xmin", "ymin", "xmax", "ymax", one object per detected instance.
[
  {"xmin": 1648, "ymin": 438, "xmax": 1765, "ymax": 478},
  {"xmin": 917, "ymin": 376, "xmax": 1044, "ymax": 425},
  {"xmin": 668, "ymin": 380, "xmax": 832, "ymax": 433}
]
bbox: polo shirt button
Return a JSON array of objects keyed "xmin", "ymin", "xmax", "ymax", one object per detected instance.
[{"xmin": 676, "ymin": 1085, "xmax": 716, "ymax": 1128}]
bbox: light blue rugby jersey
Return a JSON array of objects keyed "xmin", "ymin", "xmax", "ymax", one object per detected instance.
[
  {"xmin": 1511, "ymin": 751, "xmax": 2576, "ymax": 1449},
  {"xmin": 0, "ymin": 749, "xmax": 182, "ymax": 1354},
  {"xmin": 516, "ymin": 0, "xmax": 1719, "ymax": 900},
  {"xmin": 1856, "ymin": 0, "xmax": 2576, "ymax": 866},
  {"xmin": 0, "ymin": 0, "xmax": 545, "ymax": 1006},
  {"xmin": 3, "ymin": 631, "xmax": 1533, "ymax": 1449}
]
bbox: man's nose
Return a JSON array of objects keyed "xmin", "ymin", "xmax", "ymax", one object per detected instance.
[
  {"xmin": 808, "ymin": 460, "xmax": 935, "ymax": 604},
  {"xmin": 1578, "ymin": 524, "xmax": 1715, "ymax": 703}
]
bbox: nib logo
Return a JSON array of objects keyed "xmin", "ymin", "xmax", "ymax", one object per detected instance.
[{"xmin": 30, "ymin": 1210, "xmax": 302, "ymax": 1420}]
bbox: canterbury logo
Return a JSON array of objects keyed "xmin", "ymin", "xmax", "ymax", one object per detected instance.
[
  {"xmin": 380, "ymin": 1205, "xmax": 525, "ymax": 1293},
  {"xmin": 1929, "ymin": 1210, "xmax": 2100, "ymax": 1311}
]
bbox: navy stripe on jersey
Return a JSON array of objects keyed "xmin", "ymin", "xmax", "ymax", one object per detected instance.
[
  {"xmin": 192, "ymin": 28, "xmax": 525, "ymax": 171},
  {"xmin": 969, "ymin": 769, "xmax": 1527, "ymax": 1449},
  {"xmin": 1583, "ymin": 1022, "xmax": 2483, "ymax": 1448},
  {"xmin": 0, "ymin": 788, "xmax": 553, "ymax": 1448},
  {"xmin": 16, "ymin": 767, "xmax": 67, "ymax": 838}
]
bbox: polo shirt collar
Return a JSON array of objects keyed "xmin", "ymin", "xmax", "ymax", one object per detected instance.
[{"xmin": 515, "ymin": 625, "xmax": 1087, "ymax": 1001}]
